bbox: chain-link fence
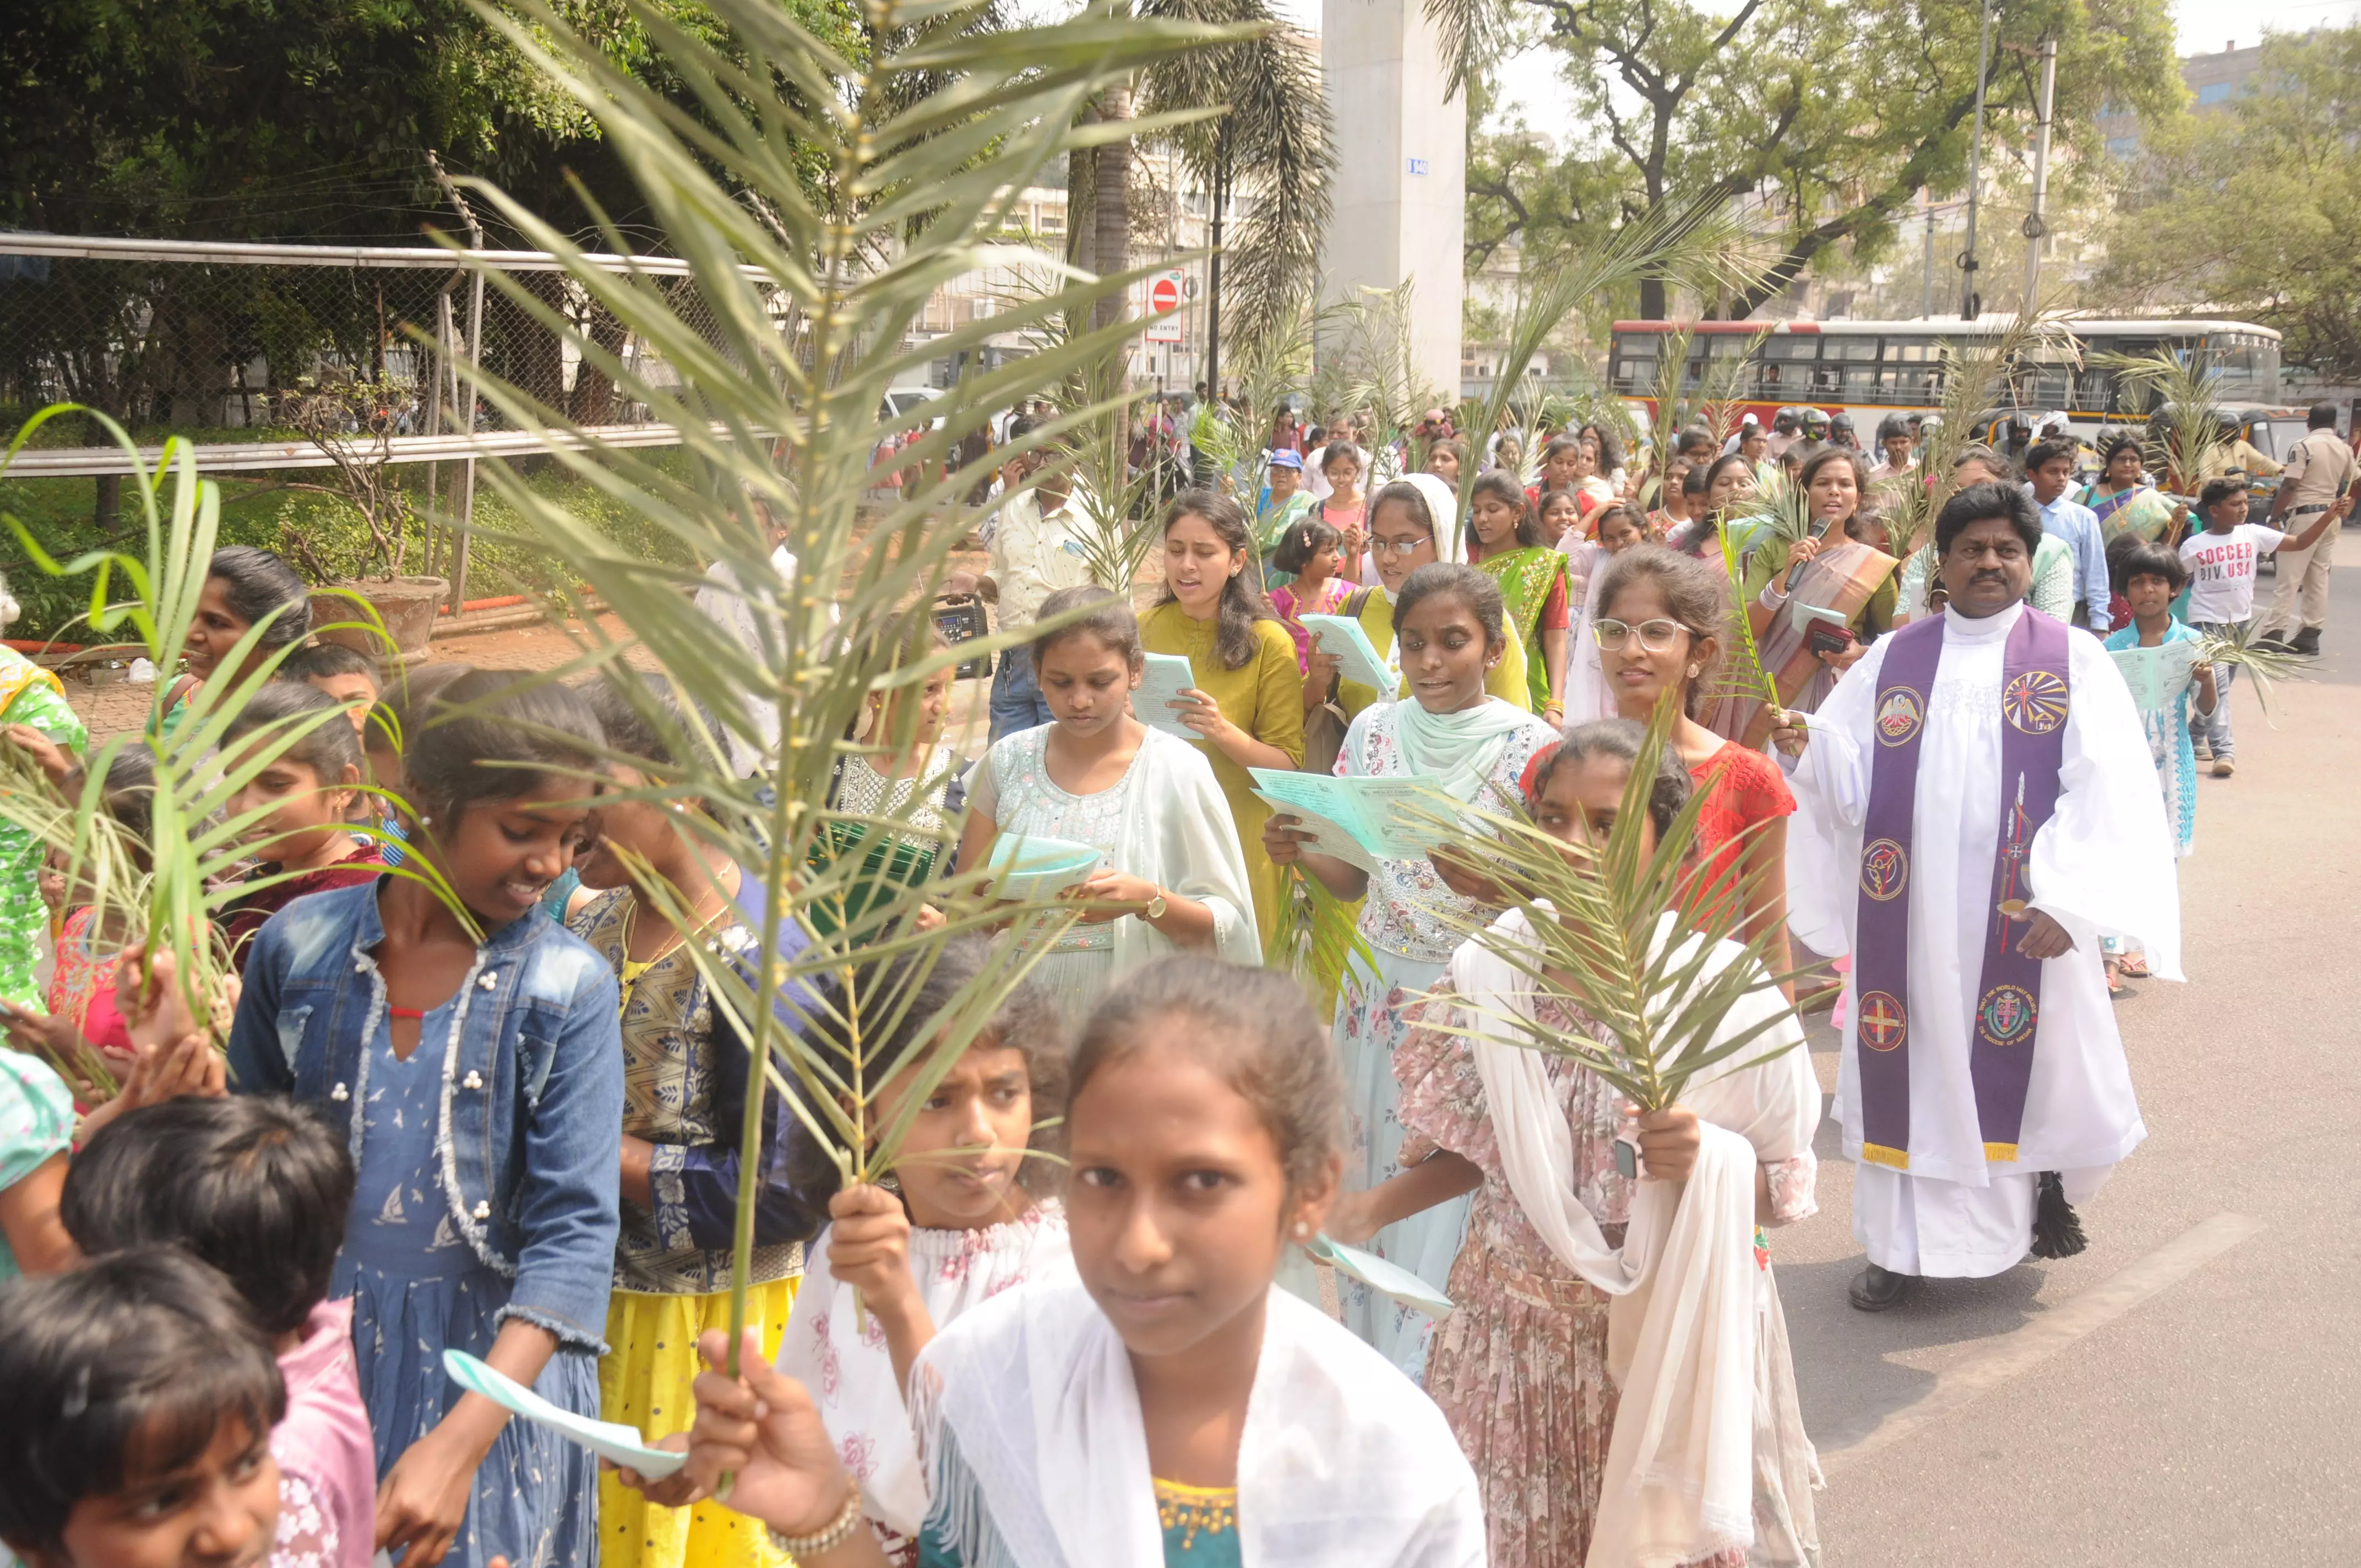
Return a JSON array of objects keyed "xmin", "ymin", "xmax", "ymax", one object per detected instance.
[{"xmin": 0, "ymin": 233, "xmax": 748, "ymax": 454}]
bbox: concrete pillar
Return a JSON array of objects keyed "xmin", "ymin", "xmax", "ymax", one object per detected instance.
[{"xmin": 1319, "ymin": 0, "xmax": 1466, "ymax": 402}]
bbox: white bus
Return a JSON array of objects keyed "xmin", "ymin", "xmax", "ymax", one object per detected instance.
[{"xmin": 1605, "ymin": 316, "xmax": 2287, "ymax": 442}]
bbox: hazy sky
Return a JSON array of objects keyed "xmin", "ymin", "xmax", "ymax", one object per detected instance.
[{"xmin": 1268, "ymin": 0, "xmax": 2361, "ymax": 130}]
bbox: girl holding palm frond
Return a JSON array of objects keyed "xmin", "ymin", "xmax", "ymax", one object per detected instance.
[
  {"xmin": 1326, "ymin": 720, "xmax": 1820, "ymax": 1568},
  {"xmin": 1264, "ymin": 564, "xmax": 1559, "ymax": 1382},
  {"xmin": 766, "ymin": 940, "xmax": 1073, "ymax": 1566}
]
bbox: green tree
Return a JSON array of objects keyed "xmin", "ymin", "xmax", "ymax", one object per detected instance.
[
  {"xmin": 2086, "ymin": 25, "xmax": 2361, "ymax": 380},
  {"xmin": 1446, "ymin": 0, "xmax": 2179, "ymax": 318}
]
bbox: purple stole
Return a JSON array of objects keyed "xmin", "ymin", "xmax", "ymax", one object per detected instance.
[{"xmin": 1852, "ymin": 607, "xmax": 2071, "ymax": 1170}]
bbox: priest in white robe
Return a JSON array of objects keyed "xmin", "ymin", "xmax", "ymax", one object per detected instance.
[{"xmin": 1776, "ymin": 481, "xmax": 2180, "ymax": 1309}]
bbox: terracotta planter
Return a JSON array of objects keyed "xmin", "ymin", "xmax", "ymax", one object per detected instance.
[{"xmin": 308, "ymin": 576, "xmax": 450, "ymax": 662}]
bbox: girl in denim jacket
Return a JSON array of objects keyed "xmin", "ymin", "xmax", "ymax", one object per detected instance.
[{"xmin": 229, "ymin": 670, "xmax": 624, "ymax": 1568}]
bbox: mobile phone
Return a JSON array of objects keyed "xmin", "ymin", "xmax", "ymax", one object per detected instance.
[{"xmin": 1613, "ymin": 1137, "xmax": 1639, "ymax": 1180}]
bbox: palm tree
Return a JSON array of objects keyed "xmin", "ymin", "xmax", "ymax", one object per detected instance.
[{"xmin": 1063, "ymin": 0, "xmax": 1332, "ymax": 396}]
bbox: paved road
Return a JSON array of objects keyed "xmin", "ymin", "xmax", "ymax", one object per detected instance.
[{"xmin": 1782, "ymin": 539, "xmax": 2361, "ymax": 1562}]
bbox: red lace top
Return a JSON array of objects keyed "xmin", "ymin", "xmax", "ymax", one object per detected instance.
[{"xmin": 1690, "ymin": 741, "xmax": 1796, "ymax": 894}]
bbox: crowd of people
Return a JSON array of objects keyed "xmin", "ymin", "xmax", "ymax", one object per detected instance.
[{"xmin": 0, "ymin": 391, "xmax": 2351, "ymax": 1568}]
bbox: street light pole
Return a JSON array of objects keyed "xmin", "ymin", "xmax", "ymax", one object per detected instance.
[
  {"xmin": 2022, "ymin": 36, "xmax": 2060, "ymax": 307},
  {"xmin": 1957, "ymin": 0, "xmax": 1995, "ymax": 320}
]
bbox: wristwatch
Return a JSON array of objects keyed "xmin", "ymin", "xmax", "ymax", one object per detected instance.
[{"xmin": 1141, "ymin": 888, "xmax": 1169, "ymax": 921}]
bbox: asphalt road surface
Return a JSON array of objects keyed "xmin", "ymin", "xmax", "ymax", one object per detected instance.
[{"xmin": 1783, "ymin": 536, "xmax": 2361, "ymax": 1562}]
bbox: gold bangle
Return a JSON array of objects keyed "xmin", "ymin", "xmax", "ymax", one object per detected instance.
[{"xmin": 765, "ymin": 1477, "xmax": 865, "ymax": 1558}]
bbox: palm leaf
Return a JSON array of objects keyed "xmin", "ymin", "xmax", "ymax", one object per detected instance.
[
  {"xmin": 2197, "ymin": 619, "xmax": 2310, "ymax": 720},
  {"xmin": 2090, "ymin": 345, "xmax": 2229, "ymax": 500},
  {"xmin": 0, "ymin": 416, "xmax": 458, "ymax": 1068},
  {"xmin": 1405, "ymin": 694, "xmax": 1807, "ymax": 1110},
  {"xmin": 437, "ymin": 0, "xmax": 1248, "ymax": 1389},
  {"xmin": 1442, "ymin": 202, "xmax": 1766, "ymax": 540}
]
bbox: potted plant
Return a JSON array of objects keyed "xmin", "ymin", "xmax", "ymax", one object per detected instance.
[{"xmin": 274, "ymin": 367, "xmax": 449, "ymax": 660}]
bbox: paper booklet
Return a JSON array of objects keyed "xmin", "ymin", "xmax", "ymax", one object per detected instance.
[
  {"xmin": 1307, "ymin": 1233, "xmax": 1454, "ymax": 1318},
  {"xmin": 1133, "ymin": 651, "xmax": 1201, "ymax": 739},
  {"xmin": 1250, "ymin": 769, "xmax": 1455, "ymax": 873},
  {"xmin": 442, "ymin": 1349, "xmax": 688, "ymax": 1477},
  {"xmin": 2109, "ymin": 638, "xmax": 2200, "ymax": 715},
  {"xmin": 1298, "ymin": 612, "xmax": 1395, "ymax": 694}
]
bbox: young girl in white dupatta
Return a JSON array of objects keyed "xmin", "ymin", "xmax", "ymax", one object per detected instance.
[
  {"xmin": 779, "ymin": 939, "xmax": 1073, "ymax": 1565},
  {"xmin": 1265, "ymin": 563, "xmax": 1559, "ymax": 1382},
  {"xmin": 1328, "ymin": 720, "xmax": 1821, "ymax": 1568},
  {"xmin": 956, "ymin": 587, "xmax": 1258, "ymax": 1022},
  {"xmin": 673, "ymin": 959, "xmax": 1487, "ymax": 1568}
]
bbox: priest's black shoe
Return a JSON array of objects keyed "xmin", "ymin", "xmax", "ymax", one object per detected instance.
[
  {"xmin": 1848, "ymin": 1263, "xmax": 1918, "ymax": 1312},
  {"xmin": 2291, "ymin": 627, "xmax": 2322, "ymax": 656}
]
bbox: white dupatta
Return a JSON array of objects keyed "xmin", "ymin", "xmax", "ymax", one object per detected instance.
[
  {"xmin": 912, "ymin": 1280, "xmax": 1486, "ymax": 1568},
  {"xmin": 1446, "ymin": 910, "xmax": 1814, "ymax": 1568}
]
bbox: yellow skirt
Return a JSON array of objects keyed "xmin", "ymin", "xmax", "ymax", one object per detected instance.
[{"xmin": 599, "ymin": 1278, "xmax": 800, "ymax": 1568}]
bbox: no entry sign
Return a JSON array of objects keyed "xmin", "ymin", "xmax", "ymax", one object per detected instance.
[{"xmin": 1145, "ymin": 270, "xmax": 1185, "ymax": 342}]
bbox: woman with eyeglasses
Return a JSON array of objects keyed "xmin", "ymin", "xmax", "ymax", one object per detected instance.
[
  {"xmin": 1302, "ymin": 477, "xmax": 1532, "ymax": 730},
  {"xmin": 1590, "ymin": 546, "xmax": 1796, "ymax": 992}
]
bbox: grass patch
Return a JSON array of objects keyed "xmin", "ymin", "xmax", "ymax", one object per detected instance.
[{"xmin": 1, "ymin": 451, "xmax": 701, "ymax": 643}]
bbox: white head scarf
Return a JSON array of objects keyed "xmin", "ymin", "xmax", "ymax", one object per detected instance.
[{"xmin": 1365, "ymin": 471, "xmax": 1469, "ymax": 601}]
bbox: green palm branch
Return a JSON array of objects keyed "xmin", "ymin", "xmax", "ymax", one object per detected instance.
[
  {"xmin": 1880, "ymin": 310, "xmax": 2081, "ymax": 565},
  {"xmin": 1445, "ymin": 202, "xmax": 1767, "ymax": 537},
  {"xmin": 2197, "ymin": 619, "xmax": 2310, "ymax": 720},
  {"xmin": 1406, "ymin": 696, "xmax": 1806, "ymax": 1110},
  {"xmin": 2090, "ymin": 344, "xmax": 2229, "ymax": 500},
  {"xmin": 435, "ymin": 0, "xmax": 1249, "ymax": 1384},
  {"xmin": 1264, "ymin": 862, "xmax": 1376, "ymax": 1021},
  {"xmin": 1, "ymin": 414, "xmax": 457, "ymax": 1082}
]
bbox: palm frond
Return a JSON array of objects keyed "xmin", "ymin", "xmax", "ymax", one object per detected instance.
[
  {"xmin": 1449, "ymin": 202, "xmax": 1768, "ymax": 532},
  {"xmin": 441, "ymin": 0, "xmax": 1248, "ymax": 1379},
  {"xmin": 1403, "ymin": 695, "xmax": 1807, "ymax": 1110},
  {"xmin": 1880, "ymin": 310, "xmax": 2080, "ymax": 565},
  {"xmin": 2091, "ymin": 345, "xmax": 2228, "ymax": 499},
  {"xmin": 2198, "ymin": 619, "xmax": 2311, "ymax": 718},
  {"xmin": 1264, "ymin": 863, "xmax": 1376, "ymax": 1022},
  {"xmin": 1, "ymin": 416, "xmax": 447, "ymax": 1064}
]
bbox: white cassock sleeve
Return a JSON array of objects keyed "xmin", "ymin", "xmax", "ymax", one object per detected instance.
[
  {"xmin": 2026, "ymin": 633, "xmax": 2184, "ymax": 981},
  {"xmin": 1780, "ymin": 630, "xmax": 1894, "ymax": 959}
]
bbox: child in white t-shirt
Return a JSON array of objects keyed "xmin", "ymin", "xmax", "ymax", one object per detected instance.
[{"xmin": 2175, "ymin": 477, "xmax": 2338, "ymax": 772}]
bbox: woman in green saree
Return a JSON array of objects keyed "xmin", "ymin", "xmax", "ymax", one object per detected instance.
[{"xmin": 1463, "ymin": 469, "xmax": 1570, "ymax": 722}]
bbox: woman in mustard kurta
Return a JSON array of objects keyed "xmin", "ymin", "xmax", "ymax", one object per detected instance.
[{"xmin": 1140, "ymin": 489, "xmax": 1305, "ymax": 952}]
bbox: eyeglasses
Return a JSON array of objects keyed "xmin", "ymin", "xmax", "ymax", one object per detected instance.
[
  {"xmin": 1368, "ymin": 535, "xmax": 1434, "ymax": 557},
  {"xmin": 1591, "ymin": 617, "xmax": 1688, "ymax": 652}
]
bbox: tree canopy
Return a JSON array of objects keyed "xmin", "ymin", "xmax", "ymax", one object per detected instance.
[
  {"xmin": 0, "ymin": 0, "xmax": 860, "ymax": 245},
  {"xmin": 2086, "ymin": 25, "xmax": 2361, "ymax": 382},
  {"xmin": 1455, "ymin": 0, "xmax": 2180, "ymax": 318}
]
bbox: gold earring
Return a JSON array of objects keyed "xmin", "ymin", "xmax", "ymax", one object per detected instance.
[{"xmin": 1688, "ymin": 665, "xmax": 1700, "ymax": 677}]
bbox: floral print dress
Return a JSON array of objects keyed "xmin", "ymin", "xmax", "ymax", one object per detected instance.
[
  {"xmin": 1324, "ymin": 700, "xmax": 1560, "ymax": 1382},
  {"xmin": 1396, "ymin": 987, "xmax": 1820, "ymax": 1568}
]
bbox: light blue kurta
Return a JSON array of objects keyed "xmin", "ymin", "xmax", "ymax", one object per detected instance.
[{"xmin": 2103, "ymin": 619, "xmax": 2203, "ymax": 857}]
